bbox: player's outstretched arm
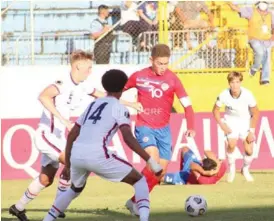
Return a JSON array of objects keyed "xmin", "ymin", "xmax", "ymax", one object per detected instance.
[
  {"xmin": 119, "ymin": 125, "xmax": 162, "ymax": 175},
  {"xmin": 90, "ymin": 89, "xmax": 143, "ymax": 112},
  {"xmin": 212, "ymin": 104, "xmax": 232, "ymax": 135},
  {"xmin": 174, "ymin": 77, "xmax": 195, "ymax": 136},
  {"xmin": 65, "ymin": 124, "xmax": 80, "ymax": 171},
  {"xmin": 39, "ymin": 84, "xmax": 73, "ymax": 130}
]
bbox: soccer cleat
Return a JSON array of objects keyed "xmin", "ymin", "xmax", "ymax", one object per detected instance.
[
  {"xmin": 58, "ymin": 212, "xmax": 66, "ymax": 218},
  {"xmin": 125, "ymin": 199, "xmax": 139, "ymax": 216},
  {"xmin": 226, "ymin": 170, "xmax": 235, "ymax": 183},
  {"xmin": 241, "ymin": 167, "xmax": 254, "ymax": 182},
  {"xmin": 9, "ymin": 204, "xmax": 29, "ymax": 221}
]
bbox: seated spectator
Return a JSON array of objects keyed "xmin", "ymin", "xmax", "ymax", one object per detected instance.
[
  {"xmin": 137, "ymin": 1, "xmax": 158, "ymax": 50},
  {"xmin": 174, "ymin": 1, "xmax": 214, "ymax": 50},
  {"xmin": 228, "ymin": 1, "xmax": 273, "ymax": 85},
  {"xmin": 90, "ymin": 5, "xmax": 115, "ymax": 64},
  {"xmin": 162, "ymin": 147, "xmax": 226, "ymax": 185}
]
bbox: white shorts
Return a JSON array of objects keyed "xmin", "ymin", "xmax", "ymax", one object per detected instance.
[
  {"xmin": 34, "ymin": 128, "xmax": 66, "ymax": 168},
  {"xmin": 224, "ymin": 117, "xmax": 249, "ymax": 140},
  {"xmin": 70, "ymin": 153, "xmax": 132, "ymax": 188}
]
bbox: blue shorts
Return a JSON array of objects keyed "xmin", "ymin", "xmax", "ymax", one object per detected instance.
[{"xmin": 135, "ymin": 125, "xmax": 172, "ymax": 160}]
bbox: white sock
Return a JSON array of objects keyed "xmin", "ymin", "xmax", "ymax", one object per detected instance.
[
  {"xmin": 134, "ymin": 176, "xmax": 150, "ymax": 221},
  {"xmin": 15, "ymin": 177, "xmax": 45, "ymax": 211},
  {"xmin": 243, "ymin": 154, "xmax": 253, "ymax": 170},
  {"xmin": 43, "ymin": 188, "xmax": 79, "ymax": 221},
  {"xmin": 227, "ymin": 152, "xmax": 236, "ymax": 173},
  {"xmin": 54, "ymin": 178, "xmax": 71, "ymax": 200}
]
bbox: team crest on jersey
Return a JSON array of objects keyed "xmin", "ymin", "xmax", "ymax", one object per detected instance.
[
  {"xmin": 143, "ymin": 136, "xmax": 149, "ymax": 142},
  {"xmin": 55, "ymin": 80, "xmax": 63, "ymax": 85},
  {"xmin": 124, "ymin": 111, "xmax": 130, "ymax": 119},
  {"xmin": 161, "ymin": 83, "xmax": 169, "ymax": 91}
]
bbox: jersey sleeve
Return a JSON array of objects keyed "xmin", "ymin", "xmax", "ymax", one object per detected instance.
[
  {"xmin": 113, "ymin": 104, "xmax": 131, "ymax": 127},
  {"xmin": 215, "ymin": 91, "xmax": 225, "ymax": 107},
  {"xmin": 248, "ymin": 91, "xmax": 257, "ymax": 108},
  {"xmin": 174, "ymin": 76, "xmax": 192, "ymax": 107},
  {"xmin": 124, "ymin": 71, "xmax": 138, "ymax": 91},
  {"xmin": 53, "ymin": 79, "xmax": 66, "ymax": 94}
]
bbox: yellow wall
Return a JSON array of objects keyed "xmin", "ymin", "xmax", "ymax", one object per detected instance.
[{"xmin": 173, "ymin": 73, "xmax": 274, "ymax": 113}]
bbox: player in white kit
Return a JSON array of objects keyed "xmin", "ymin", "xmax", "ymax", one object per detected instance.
[
  {"xmin": 9, "ymin": 51, "xmax": 142, "ymax": 221},
  {"xmin": 213, "ymin": 72, "xmax": 259, "ymax": 183},
  {"xmin": 42, "ymin": 69, "xmax": 162, "ymax": 221}
]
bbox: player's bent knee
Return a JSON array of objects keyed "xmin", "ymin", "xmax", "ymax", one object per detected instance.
[
  {"xmin": 39, "ymin": 174, "xmax": 54, "ymax": 187},
  {"xmin": 71, "ymin": 183, "xmax": 86, "ymax": 193}
]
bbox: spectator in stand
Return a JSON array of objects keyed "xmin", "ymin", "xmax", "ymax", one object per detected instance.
[
  {"xmin": 90, "ymin": 5, "xmax": 115, "ymax": 64},
  {"xmin": 137, "ymin": 1, "xmax": 158, "ymax": 51},
  {"xmin": 120, "ymin": 1, "xmax": 141, "ymax": 46},
  {"xmin": 228, "ymin": 1, "xmax": 274, "ymax": 85},
  {"xmin": 174, "ymin": 1, "xmax": 214, "ymax": 50}
]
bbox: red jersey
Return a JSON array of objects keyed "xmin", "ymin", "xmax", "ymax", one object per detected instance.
[
  {"xmin": 124, "ymin": 67, "xmax": 194, "ymax": 129},
  {"xmin": 187, "ymin": 161, "xmax": 227, "ymax": 185}
]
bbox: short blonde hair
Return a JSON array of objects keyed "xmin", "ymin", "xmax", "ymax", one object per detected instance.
[
  {"xmin": 227, "ymin": 71, "xmax": 243, "ymax": 83},
  {"xmin": 70, "ymin": 50, "xmax": 93, "ymax": 64}
]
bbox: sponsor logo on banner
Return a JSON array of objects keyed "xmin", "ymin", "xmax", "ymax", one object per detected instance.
[{"xmin": 1, "ymin": 113, "xmax": 274, "ymax": 180}]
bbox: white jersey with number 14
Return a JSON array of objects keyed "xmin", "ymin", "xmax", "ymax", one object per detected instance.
[{"xmin": 72, "ymin": 96, "xmax": 131, "ymax": 159}]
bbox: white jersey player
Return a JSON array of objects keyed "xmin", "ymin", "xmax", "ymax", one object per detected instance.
[
  {"xmin": 43, "ymin": 69, "xmax": 162, "ymax": 221},
  {"xmin": 9, "ymin": 51, "xmax": 142, "ymax": 221},
  {"xmin": 213, "ymin": 72, "xmax": 259, "ymax": 183}
]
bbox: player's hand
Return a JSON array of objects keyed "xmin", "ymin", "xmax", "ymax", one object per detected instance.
[
  {"xmin": 246, "ymin": 132, "xmax": 255, "ymax": 144},
  {"xmin": 221, "ymin": 123, "xmax": 232, "ymax": 135},
  {"xmin": 61, "ymin": 118, "xmax": 74, "ymax": 131},
  {"xmin": 209, "ymin": 169, "xmax": 218, "ymax": 176},
  {"xmin": 185, "ymin": 130, "xmax": 196, "ymax": 137},
  {"xmin": 132, "ymin": 102, "xmax": 143, "ymax": 112},
  {"xmin": 147, "ymin": 157, "xmax": 163, "ymax": 176}
]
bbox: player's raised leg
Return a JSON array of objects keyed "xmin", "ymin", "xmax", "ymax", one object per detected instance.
[{"xmin": 9, "ymin": 163, "xmax": 58, "ymax": 221}]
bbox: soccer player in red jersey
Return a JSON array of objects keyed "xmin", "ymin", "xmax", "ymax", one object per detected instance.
[
  {"xmin": 123, "ymin": 44, "xmax": 195, "ymax": 215},
  {"xmin": 162, "ymin": 147, "xmax": 226, "ymax": 185}
]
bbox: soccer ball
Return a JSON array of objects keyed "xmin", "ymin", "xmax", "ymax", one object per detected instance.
[{"xmin": 185, "ymin": 195, "xmax": 207, "ymax": 217}]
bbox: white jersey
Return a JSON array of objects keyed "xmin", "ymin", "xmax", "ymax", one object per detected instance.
[
  {"xmin": 72, "ymin": 96, "xmax": 131, "ymax": 159},
  {"xmin": 215, "ymin": 87, "xmax": 257, "ymax": 120},
  {"xmin": 39, "ymin": 73, "xmax": 94, "ymax": 139}
]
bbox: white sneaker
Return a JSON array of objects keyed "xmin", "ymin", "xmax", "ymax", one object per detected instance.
[
  {"xmin": 227, "ymin": 170, "xmax": 236, "ymax": 183},
  {"xmin": 125, "ymin": 199, "xmax": 139, "ymax": 216},
  {"xmin": 241, "ymin": 167, "xmax": 254, "ymax": 182}
]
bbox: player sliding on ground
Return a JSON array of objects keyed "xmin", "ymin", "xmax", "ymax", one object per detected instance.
[
  {"xmin": 162, "ymin": 147, "xmax": 226, "ymax": 185},
  {"xmin": 213, "ymin": 72, "xmax": 259, "ymax": 183},
  {"xmin": 123, "ymin": 44, "xmax": 195, "ymax": 215},
  {"xmin": 9, "ymin": 50, "xmax": 142, "ymax": 221},
  {"xmin": 42, "ymin": 69, "xmax": 163, "ymax": 221}
]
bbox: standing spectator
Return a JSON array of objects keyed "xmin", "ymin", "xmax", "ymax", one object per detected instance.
[
  {"xmin": 91, "ymin": 5, "xmax": 115, "ymax": 64},
  {"xmin": 174, "ymin": 1, "xmax": 214, "ymax": 50},
  {"xmin": 228, "ymin": 1, "xmax": 274, "ymax": 85}
]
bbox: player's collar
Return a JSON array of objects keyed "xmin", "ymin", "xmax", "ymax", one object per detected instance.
[
  {"xmin": 70, "ymin": 73, "xmax": 79, "ymax": 85},
  {"xmin": 229, "ymin": 89, "xmax": 241, "ymax": 99}
]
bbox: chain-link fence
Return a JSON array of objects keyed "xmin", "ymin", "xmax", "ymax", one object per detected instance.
[{"xmin": 1, "ymin": 1, "xmax": 274, "ymax": 71}]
